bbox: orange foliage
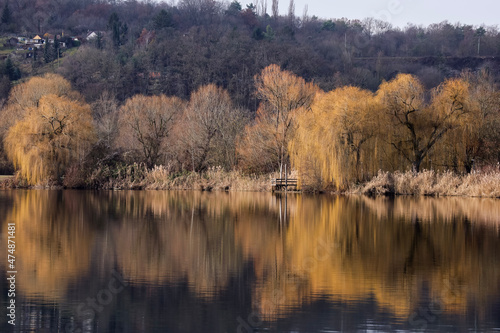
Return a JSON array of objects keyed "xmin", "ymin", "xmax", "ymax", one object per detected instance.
[{"xmin": 5, "ymin": 94, "xmax": 95, "ymax": 184}]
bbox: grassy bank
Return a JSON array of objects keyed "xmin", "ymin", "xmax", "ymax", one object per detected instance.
[
  {"xmin": 2, "ymin": 166, "xmax": 500, "ymax": 198},
  {"xmin": 350, "ymin": 170, "xmax": 500, "ymax": 198},
  {"xmin": 65, "ymin": 164, "xmax": 274, "ymax": 192}
]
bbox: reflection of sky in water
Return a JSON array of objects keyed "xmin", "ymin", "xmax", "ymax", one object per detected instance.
[{"xmin": 1, "ymin": 190, "xmax": 499, "ymax": 332}]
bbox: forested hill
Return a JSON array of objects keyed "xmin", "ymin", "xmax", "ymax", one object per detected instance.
[{"xmin": 1, "ymin": 0, "xmax": 500, "ymax": 109}]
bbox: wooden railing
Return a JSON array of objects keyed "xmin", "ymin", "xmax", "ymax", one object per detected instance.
[{"xmin": 271, "ymin": 178, "xmax": 298, "ymax": 191}]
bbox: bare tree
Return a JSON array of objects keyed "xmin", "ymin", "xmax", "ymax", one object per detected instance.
[
  {"xmin": 181, "ymin": 84, "xmax": 247, "ymax": 171},
  {"xmin": 287, "ymin": 0, "xmax": 295, "ymax": 25},
  {"xmin": 118, "ymin": 95, "xmax": 184, "ymax": 167},
  {"xmin": 301, "ymin": 4, "xmax": 308, "ymax": 25},
  {"xmin": 92, "ymin": 91, "xmax": 119, "ymax": 149},
  {"xmin": 272, "ymin": 0, "xmax": 278, "ymax": 19}
]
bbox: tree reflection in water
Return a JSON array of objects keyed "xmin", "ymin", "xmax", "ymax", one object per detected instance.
[{"xmin": 1, "ymin": 190, "xmax": 499, "ymax": 332}]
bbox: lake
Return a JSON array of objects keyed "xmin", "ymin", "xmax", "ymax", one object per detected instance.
[{"xmin": 1, "ymin": 190, "xmax": 500, "ymax": 332}]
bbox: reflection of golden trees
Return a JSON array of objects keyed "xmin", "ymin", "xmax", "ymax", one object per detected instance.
[
  {"xmin": 112, "ymin": 191, "xmax": 290, "ymax": 298},
  {"xmin": 4, "ymin": 190, "xmax": 499, "ymax": 323},
  {"xmin": 251, "ymin": 195, "xmax": 500, "ymax": 320},
  {"xmin": 5, "ymin": 191, "xmax": 94, "ymax": 301}
]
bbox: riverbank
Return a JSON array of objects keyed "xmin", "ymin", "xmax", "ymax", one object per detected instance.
[
  {"xmin": 349, "ymin": 170, "xmax": 500, "ymax": 198},
  {"xmin": 1, "ymin": 165, "xmax": 275, "ymax": 192},
  {"xmin": 2, "ymin": 167, "xmax": 500, "ymax": 198}
]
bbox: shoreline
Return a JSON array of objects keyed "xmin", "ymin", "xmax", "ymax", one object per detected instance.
[{"xmin": 1, "ymin": 169, "xmax": 500, "ymax": 198}]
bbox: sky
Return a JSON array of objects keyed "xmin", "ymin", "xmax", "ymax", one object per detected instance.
[{"xmin": 240, "ymin": 0, "xmax": 500, "ymax": 28}]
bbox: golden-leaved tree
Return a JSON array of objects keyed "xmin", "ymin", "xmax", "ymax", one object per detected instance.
[
  {"xmin": 290, "ymin": 86, "xmax": 378, "ymax": 189},
  {"xmin": 5, "ymin": 90, "xmax": 95, "ymax": 184},
  {"xmin": 239, "ymin": 64, "xmax": 318, "ymax": 173},
  {"xmin": 118, "ymin": 94, "xmax": 184, "ymax": 168},
  {"xmin": 376, "ymin": 74, "xmax": 471, "ymax": 172},
  {"xmin": 438, "ymin": 70, "xmax": 500, "ymax": 172},
  {"xmin": 0, "ymin": 73, "xmax": 81, "ymax": 175},
  {"xmin": 1, "ymin": 73, "xmax": 79, "ymax": 132}
]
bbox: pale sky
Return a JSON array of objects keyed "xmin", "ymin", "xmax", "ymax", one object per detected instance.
[{"xmin": 241, "ymin": 0, "xmax": 500, "ymax": 28}]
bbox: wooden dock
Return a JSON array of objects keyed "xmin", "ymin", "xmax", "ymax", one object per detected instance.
[{"xmin": 271, "ymin": 178, "xmax": 298, "ymax": 192}]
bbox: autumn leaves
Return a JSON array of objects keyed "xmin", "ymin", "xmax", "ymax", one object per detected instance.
[{"xmin": 1, "ymin": 66, "xmax": 498, "ymax": 188}]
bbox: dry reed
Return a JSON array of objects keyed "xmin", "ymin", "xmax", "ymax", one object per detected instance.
[{"xmin": 353, "ymin": 170, "xmax": 500, "ymax": 198}]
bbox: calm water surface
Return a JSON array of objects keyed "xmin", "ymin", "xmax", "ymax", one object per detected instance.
[{"xmin": 1, "ymin": 190, "xmax": 500, "ymax": 332}]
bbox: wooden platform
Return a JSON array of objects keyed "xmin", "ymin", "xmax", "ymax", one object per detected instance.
[{"xmin": 271, "ymin": 178, "xmax": 298, "ymax": 192}]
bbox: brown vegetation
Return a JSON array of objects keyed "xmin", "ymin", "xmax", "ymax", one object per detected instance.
[
  {"xmin": 239, "ymin": 65, "xmax": 318, "ymax": 173},
  {"xmin": 0, "ymin": 63, "xmax": 499, "ymax": 197},
  {"xmin": 354, "ymin": 169, "xmax": 500, "ymax": 198},
  {"xmin": 2, "ymin": 74, "xmax": 95, "ymax": 185},
  {"xmin": 85, "ymin": 164, "xmax": 273, "ymax": 192},
  {"xmin": 117, "ymin": 94, "xmax": 183, "ymax": 167},
  {"xmin": 290, "ymin": 70, "xmax": 500, "ymax": 191}
]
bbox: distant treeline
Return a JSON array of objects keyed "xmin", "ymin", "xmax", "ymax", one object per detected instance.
[{"xmin": 2, "ymin": 0, "xmax": 500, "ymax": 109}]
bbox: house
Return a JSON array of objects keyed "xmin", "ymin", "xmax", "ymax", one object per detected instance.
[
  {"xmin": 86, "ymin": 31, "xmax": 98, "ymax": 40},
  {"xmin": 43, "ymin": 33, "xmax": 54, "ymax": 43}
]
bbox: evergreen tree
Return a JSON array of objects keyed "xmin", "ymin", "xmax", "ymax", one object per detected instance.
[
  {"xmin": 44, "ymin": 39, "xmax": 53, "ymax": 63},
  {"xmin": 108, "ymin": 13, "xmax": 127, "ymax": 48},
  {"xmin": 153, "ymin": 9, "xmax": 174, "ymax": 29},
  {"xmin": 4, "ymin": 58, "xmax": 20, "ymax": 81},
  {"xmin": 53, "ymin": 36, "xmax": 60, "ymax": 61},
  {"xmin": 1, "ymin": 2, "xmax": 11, "ymax": 25}
]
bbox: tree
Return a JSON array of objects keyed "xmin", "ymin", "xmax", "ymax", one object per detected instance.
[
  {"xmin": 0, "ymin": 73, "xmax": 78, "ymax": 133},
  {"xmin": 226, "ymin": 1, "xmax": 242, "ymax": 15},
  {"xmin": 272, "ymin": 0, "xmax": 278, "ymax": 19},
  {"xmin": 1, "ymin": 2, "xmax": 11, "ymax": 26},
  {"xmin": 290, "ymin": 87, "xmax": 378, "ymax": 189},
  {"xmin": 118, "ymin": 94, "xmax": 183, "ymax": 168},
  {"xmin": 43, "ymin": 38, "xmax": 53, "ymax": 63},
  {"xmin": 92, "ymin": 91, "xmax": 119, "ymax": 149},
  {"xmin": 108, "ymin": 12, "xmax": 127, "ymax": 48},
  {"xmin": 153, "ymin": 9, "xmax": 174, "ymax": 29},
  {"xmin": 181, "ymin": 84, "xmax": 246, "ymax": 171},
  {"xmin": 438, "ymin": 70, "xmax": 500, "ymax": 172},
  {"xmin": 4, "ymin": 92, "xmax": 95, "ymax": 184},
  {"xmin": 4, "ymin": 58, "xmax": 20, "ymax": 81},
  {"xmin": 238, "ymin": 106, "xmax": 282, "ymax": 173},
  {"xmin": 243, "ymin": 64, "xmax": 318, "ymax": 173},
  {"xmin": 377, "ymin": 74, "xmax": 471, "ymax": 172},
  {"xmin": 287, "ymin": 0, "xmax": 295, "ymax": 25},
  {"xmin": 0, "ymin": 74, "xmax": 92, "ymax": 184},
  {"xmin": 475, "ymin": 27, "xmax": 486, "ymax": 55}
]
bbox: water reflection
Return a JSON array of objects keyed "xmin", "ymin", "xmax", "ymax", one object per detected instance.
[{"xmin": 1, "ymin": 190, "xmax": 499, "ymax": 332}]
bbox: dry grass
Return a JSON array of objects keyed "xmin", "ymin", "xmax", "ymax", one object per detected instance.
[
  {"xmin": 144, "ymin": 165, "xmax": 274, "ymax": 192},
  {"xmin": 85, "ymin": 164, "xmax": 274, "ymax": 192},
  {"xmin": 352, "ymin": 170, "xmax": 500, "ymax": 198}
]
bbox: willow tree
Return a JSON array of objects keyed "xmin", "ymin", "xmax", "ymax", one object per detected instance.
[
  {"xmin": 0, "ymin": 73, "xmax": 78, "ymax": 134},
  {"xmin": 5, "ymin": 94, "xmax": 95, "ymax": 184},
  {"xmin": 426, "ymin": 77, "xmax": 474, "ymax": 172},
  {"xmin": 377, "ymin": 74, "xmax": 471, "ymax": 172},
  {"xmin": 439, "ymin": 70, "xmax": 500, "ymax": 172},
  {"xmin": 118, "ymin": 94, "xmax": 184, "ymax": 168},
  {"xmin": 240, "ymin": 64, "xmax": 318, "ymax": 173},
  {"xmin": 290, "ymin": 87, "xmax": 377, "ymax": 189}
]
